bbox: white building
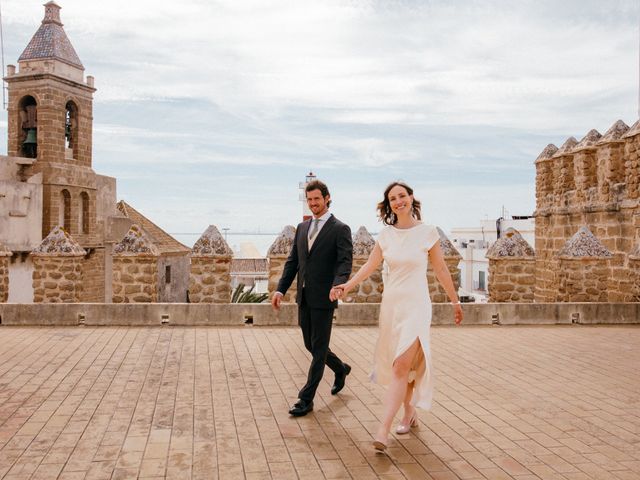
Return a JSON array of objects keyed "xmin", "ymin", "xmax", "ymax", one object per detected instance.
[{"xmin": 450, "ymin": 215, "xmax": 535, "ymax": 301}]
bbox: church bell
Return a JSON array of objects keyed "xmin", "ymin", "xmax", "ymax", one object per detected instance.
[{"xmin": 23, "ymin": 129, "xmax": 37, "ymax": 144}]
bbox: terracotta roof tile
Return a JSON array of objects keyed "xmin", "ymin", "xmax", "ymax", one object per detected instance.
[{"xmin": 116, "ymin": 201, "xmax": 189, "ymax": 255}]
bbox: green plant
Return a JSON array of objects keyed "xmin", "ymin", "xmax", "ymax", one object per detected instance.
[{"xmin": 231, "ymin": 283, "xmax": 268, "ymax": 303}]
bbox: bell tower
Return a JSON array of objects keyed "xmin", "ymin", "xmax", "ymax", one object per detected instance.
[{"xmin": 4, "ymin": 1, "xmax": 99, "ymax": 245}]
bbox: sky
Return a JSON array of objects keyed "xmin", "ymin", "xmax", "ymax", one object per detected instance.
[{"xmin": 1, "ymin": 0, "xmax": 638, "ymax": 241}]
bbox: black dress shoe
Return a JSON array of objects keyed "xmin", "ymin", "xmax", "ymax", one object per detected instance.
[
  {"xmin": 331, "ymin": 363, "xmax": 351, "ymax": 395},
  {"xmin": 289, "ymin": 399, "xmax": 313, "ymax": 417}
]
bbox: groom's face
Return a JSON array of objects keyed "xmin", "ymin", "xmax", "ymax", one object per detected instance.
[{"xmin": 306, "ymin": 189, "xmax": 330, "ymax": 217}]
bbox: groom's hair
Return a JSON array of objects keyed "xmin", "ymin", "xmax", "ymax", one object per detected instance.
[{"xmin": 305, "ymin": 180, "xmax": 332, "ymax": 207}]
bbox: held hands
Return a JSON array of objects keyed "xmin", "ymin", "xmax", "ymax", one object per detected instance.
[{"xmin": 329, "ymin": 283, "xmax": 352, "ymax": 301}]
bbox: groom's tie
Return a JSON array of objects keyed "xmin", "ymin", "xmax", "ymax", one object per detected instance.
[{"xmin": 308, "ymin": 219, "xmax": 320, "ymax": 249}]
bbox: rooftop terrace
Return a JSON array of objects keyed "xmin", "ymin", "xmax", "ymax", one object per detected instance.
[{"xmin": 0, "ymin": 324, "xmax": 637, "ymax": 479}]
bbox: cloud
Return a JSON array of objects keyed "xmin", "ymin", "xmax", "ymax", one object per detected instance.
[{"xmin": 0, "ymin": 0, "xmax": 637, "ymax": 235}]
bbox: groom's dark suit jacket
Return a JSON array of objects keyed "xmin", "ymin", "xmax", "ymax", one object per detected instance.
[{"xmin": 277, "ymin": 214, "xmax": 353, "ymax": 309}]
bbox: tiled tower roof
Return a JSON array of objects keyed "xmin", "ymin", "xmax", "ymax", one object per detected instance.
[{"xmin": 18, "ymin": 2, "xmax": 83, "ymax": 69}]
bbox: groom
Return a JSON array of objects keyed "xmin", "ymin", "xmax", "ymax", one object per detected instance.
[{"xmin": 271, "ymin": 180, "xmax": 353, "ymax": 417}]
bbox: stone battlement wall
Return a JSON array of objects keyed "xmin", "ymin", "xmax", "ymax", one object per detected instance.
[{"xmin": 534, "ymin": 120, "xmax": 640, "ymax": 303}]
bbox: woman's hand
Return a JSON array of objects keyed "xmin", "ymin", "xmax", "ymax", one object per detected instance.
[{"xmin": 453, "ymin": 303, "xmax": 463, "ymax": 325}]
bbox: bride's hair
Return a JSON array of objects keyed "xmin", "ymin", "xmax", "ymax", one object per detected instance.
[{"xmin": 377, "ymin": 181, "xmax": 422, "ymax": 226}]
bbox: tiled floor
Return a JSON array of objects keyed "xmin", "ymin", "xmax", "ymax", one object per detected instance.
[{"xmin": 0, "ymin": 325, "xmax": 637, "ymax": 479}]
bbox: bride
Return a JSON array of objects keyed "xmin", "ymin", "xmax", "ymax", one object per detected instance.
[{"xmin": 330, "ymin": 181, "xmax": 463, "ymax": 451}]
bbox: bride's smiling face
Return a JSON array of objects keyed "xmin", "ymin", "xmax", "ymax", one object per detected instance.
[{"xmin": 388, "ymin": 185, "xmax": 412, "ymax": 216}]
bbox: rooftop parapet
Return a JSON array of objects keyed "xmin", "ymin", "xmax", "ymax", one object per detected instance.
[
  {"xmin": 558, "ymin": 226, "xmax": 612, "ymax": 259},
  {"xmin": 597, "ymin": 120, "xmax": 629, "ymax": 144},
  {"xmin": 268, "ymin": 225, "xmax": 295, "ymax": 256},
  {"xmin": 486, "ymin": 228, "xmax": 535, "ymax": 259},
  {"xmin": 114, "ymin": 224, "xmax": 159, "ymax": 256},
  {"xmin": 353, "ymin": 226, "xmax": 375, "ymax": 256},
  {"xmin": 32, "ymin": 226, "xmax": 85, "ymax": 256},
  {"xmin": 191, "ymin": 225, "xmax": 233, "ymax": 257}
]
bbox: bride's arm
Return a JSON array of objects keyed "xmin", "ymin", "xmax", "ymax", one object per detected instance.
[
  {"xmin": 428, "ymin": 242, "xmax": 463, "ymax": 324},
  {"xmin": 330, "ymin": 243, "xmax": 383, "ymax": 300}
]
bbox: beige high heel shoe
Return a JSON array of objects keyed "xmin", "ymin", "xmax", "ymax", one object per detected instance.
[{"xmin": 396, "ymin": 410, "xmax": 418, "ymax": 434}]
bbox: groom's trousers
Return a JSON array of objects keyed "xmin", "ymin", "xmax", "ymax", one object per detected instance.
[{"xmin": 298, "ymin": 288, "xmax": 348, "ymax": 403}]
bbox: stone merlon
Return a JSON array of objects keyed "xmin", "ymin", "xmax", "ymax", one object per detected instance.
[
  {"xmin": 597, "ymin": 119, "xmax": 629, "ymax": 144},
  {"xmin": 535, "ymin": 144, "xmax": 558, "ymax": 163},
  {"xmin": 191, "ymin": 225, "xmax": 233, "ymax": 257},
  {"xmin": 573, "ymin": 129, "xmax": 602, "ymax": 151},
  {"xmin": 352, "ymin": 226, "xmax": 375, "ymax": 256},
  {"xmin": 558, "ymin": 226, "xmax": 612, "ymax": 259},
  {"xmin": 114, "ymin": 224, "xmax": 160, "ymax": 256},
  {"xmin": 486, "ymin": 228, "xmax": 535, "ymax": 259},
  {"xmin": 553, "ymin": 137, "xmax": 578, "ymax": 157},
  {"xmin": 268, "ymin": 225, "xmax": 295, "ymax": 256},
  {"xmin": 0, "ymin": 242, "xmax": 12, "ymax": 257},
  {"xmin": 32, "ymin": 226, "xmax": 86, "ymax": 256},
  {"xmin": 437, "ymin": 227, "xmax": 461, "ymax": 258},
  {"xmin": 622, "ymin": 119, "xmax": 640, "ymax": 139}
]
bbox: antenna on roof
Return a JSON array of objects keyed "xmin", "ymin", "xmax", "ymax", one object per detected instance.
[{"xmin": 0, "ymin": 0, "xmax": 5, "ymax": 109}]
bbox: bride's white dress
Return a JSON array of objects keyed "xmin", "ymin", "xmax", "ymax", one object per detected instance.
[{"xmin": 371, "ymin": 223, "xmax": 440, "ymax": 409}]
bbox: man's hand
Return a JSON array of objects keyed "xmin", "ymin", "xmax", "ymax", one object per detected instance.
[{"xmin": 271, "ymin": 292, "xmax": 284, "ymax": 311}]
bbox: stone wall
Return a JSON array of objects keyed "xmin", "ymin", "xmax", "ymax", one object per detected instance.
[
  {"xmin": 268, "ymin": 226, "xmax": 297, "ymax": 303},
  {"xmin": 534, "ymin": 119, "xmax": 640, "ymax": 302},
  {"xmin": 188, "ymin": 225, "xmax": 233, "ymax": 303},
  {"xmin": 112, "ymin": 224, "xmax": 159, "ymax": 303},
  {"xmin": 80, "ymin": 247, "xmax": 105, "ymax": 302},
  {"xmin": 0, "ymin": 243, "xmax": 11, "ymax": 302},
  {"xmin": 629, "ymin": 245, "xmax": 640, "ymax": 302},
  {"xmin": 344, "ymin": 226, "xmax": 382, "ymax": 303},
  {"xmin": 112, "ymin": 257, "xmax": 158, "ymax": 303},
  {"xmin": 487, "ymin": 228, "xmax": 535, "ymax": 302},
  {"xmin": 427, "ymin": 228, "xmax": 462, "ymax": 303},
  {"xmin": 31, "ymin": 226, "xmax": 86, "ymax": 303}
]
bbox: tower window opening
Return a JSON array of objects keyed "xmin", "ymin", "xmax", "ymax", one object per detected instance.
[
  {"xmin": 19, "ymin": 96, "xmax": 37, "ymax": 159},
  {"xmin": 65, "ymin": 101, "xmax": 78, "ymax": 159},
  {"xmin": 60, "ymin": 189, "xmax": 71, "ymax": 230},
  {"xmin": 80, "ymin": 192, "xmax": 90, "ymax": 234}
]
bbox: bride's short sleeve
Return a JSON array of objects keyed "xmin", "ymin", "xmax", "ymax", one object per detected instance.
[
  {"xmin": 376, "ymin": 227, "xmax": 388, "ymax": 252},
  {"xmin": 424, "ymin": 225, "xmax": 440, "ymax": 251}
]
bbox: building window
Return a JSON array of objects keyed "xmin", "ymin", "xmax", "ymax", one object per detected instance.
[
  {"xmin": 60, "ymin": 189, "xmax": 71, "ymax": 230},
  {"xmin": 478, "ymin": 271, "xmax": 486, "ymax": 291},
  {"xmin": 165, "ymin": 265, "xmax": 171, "ymax": 284},
  {"xmin": 65, "ymin": 101, "xmax": 78, "ymax": 160},
  {"xmin": 19, "ymin": 96, "xmax": 38, "ymax": 158},
  {"xmin": 80, "ymin": 192, "xmax": 90, "ymax": 234}
]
